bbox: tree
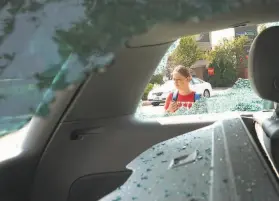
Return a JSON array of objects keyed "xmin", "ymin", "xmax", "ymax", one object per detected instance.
[
  {"xmin": 206, "ymin": 36, "xmax": 249, "ymax": 87},
  {"xmin": 165, "ymin": 55, "xmax": 176, "ymax": 80},
  {"xmin": 33, "ymin": 64, "xmax": 61, "ymax": 91},
  {"xmin": 171, "ymin": 36, "xmax": 205, "ymax": 69},
  {"xmin": 231, "ymin": 35, "xmax": 249, "ymax": 69},
  {"xmin": 150, "ymin": 74, "xmax": 163, "ymax": 85},
  {"xmin": 142, "ymin": 83, "xmax": 154, "ymax": 100}
]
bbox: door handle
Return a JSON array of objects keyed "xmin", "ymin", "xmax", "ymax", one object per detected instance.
[{"xmin": 70, "ymin": 127, "xmax": 104, "ymax": 140}]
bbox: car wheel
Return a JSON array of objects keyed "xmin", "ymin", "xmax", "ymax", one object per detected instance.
[
  {"xmin": 152, "ymin": 102, "xmax": 160, "ymax": 106},
  {"xmin": 203, "ymin": 89, "xmax": 210, "ymax": 98}
]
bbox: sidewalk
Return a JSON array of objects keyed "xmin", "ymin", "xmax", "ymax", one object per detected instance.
[{"xmin": 142, "ymin": 101, "xmax": 151, "ymax": 106}]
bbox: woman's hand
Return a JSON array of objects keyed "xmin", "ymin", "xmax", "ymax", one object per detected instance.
[{"xmin": 167, "ymin": 101, "xmax": 178, "ymax": 113}]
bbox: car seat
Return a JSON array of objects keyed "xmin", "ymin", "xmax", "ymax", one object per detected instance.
[{"xmin": 249, "ymin": 25, "xmax": 279, "ymax": 171}]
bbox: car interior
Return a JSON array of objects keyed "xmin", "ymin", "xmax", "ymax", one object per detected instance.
[{"xmin": 1, "ymin": 1, "xmax": 279, "ymax": 201}]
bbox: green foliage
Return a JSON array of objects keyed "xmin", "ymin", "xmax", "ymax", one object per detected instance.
[
  {"xmin": 33, "ymin": 64, "xmax": 61, "ymax": 91},
  {"xmin": 231, "ymin": 36, "xmax": 249, "ymax": 68},
  {"xmin": 165, "ymin": 55, "xmax": 176, "ymax": 80},
  {"xmin": 171, "ymin": 36, "xmax": 205, "ymax": 68},
  {"xmin": 206, "ymin": 36, "xmax": 249, "ymax": 87},
  {"xmin": 142, "ymin": 83, "xmax": 154, "ymax": 100},
  {"xmin": 150, "ymin": 74, "xmax": 163, "ymax": 85}
]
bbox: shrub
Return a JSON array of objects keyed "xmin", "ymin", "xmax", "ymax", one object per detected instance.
[
  {"xmin": 150, "ymin": 74, "xmax": 163, "ymax": 85},
  {"xmin": 142, "ymin": 83, "xmax": 154, "ymax": 100},
  {"xmin": 206, "ymin": 36, "xmax": 249, "ymax": 87},
  {"xmin": 207, "ymin": 41, "xmax": 237, "ymax": 87},
  {"xmin": 171, "ymin": 36, "xmax": 205, "ymax": 69}
]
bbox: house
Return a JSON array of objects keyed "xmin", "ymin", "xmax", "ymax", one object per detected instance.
[
  {"xmin": 190, "ymin": 60, "xmax": 210, "ymax": 80},
  {"xmin": 164, "ymin": 25, "xmax": 260, "ymax": 81},
  {"xmin": 194, "ymin": 25, "xmax": 258, "ymax": 80}
]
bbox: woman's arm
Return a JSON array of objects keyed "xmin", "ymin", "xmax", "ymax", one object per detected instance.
[
  {"xmin": 164, "ymin": 93, "xmax": 172, "ymax": 110},
  {"xmin": 164, "ymin": 93, "xmax": 178, "ymax": 113}
]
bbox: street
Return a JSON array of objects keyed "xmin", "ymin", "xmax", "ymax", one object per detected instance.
[{"xmin": 139, "ymin": 88, "xmax": 228, "ymax": 116}]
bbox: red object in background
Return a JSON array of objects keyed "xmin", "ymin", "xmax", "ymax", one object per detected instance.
[
  {"xmin": 208, "ymin": 67, "xmax": 214, "ymax": 76},
  {"xmin": 246, "ymin": 55, "xmax": 248, "ymax": 59}
]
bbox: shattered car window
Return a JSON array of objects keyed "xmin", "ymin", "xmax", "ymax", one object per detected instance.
[
  {"xmin": 136, "ymin": 24, "xmax": 277, "ymax": 120},
  {"xmin": 0, "ymin": 0, "xmax": 277, "ymax": 137},
  {"xmin": 0, "ymin": 0, "xmax": 115, "ymax": 137}
]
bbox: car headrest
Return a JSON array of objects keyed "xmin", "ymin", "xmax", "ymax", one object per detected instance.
[{"xmin": 249, "ymin": 26, "xmax": 279, "ymax": 103}]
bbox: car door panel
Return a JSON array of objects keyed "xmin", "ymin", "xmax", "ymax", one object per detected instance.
[
  {"xmin": 99, "ymin": 116, "xmax": 279, "ymax": 201},
  {"xmin": 30, "ymin": 116, "xmax": 215, "ymax": 201},
  {"xmin": 68, "ymin": 170, "xmax": 132, "ymax": 201}
]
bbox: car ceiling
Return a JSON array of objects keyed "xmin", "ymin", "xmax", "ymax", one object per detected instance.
[
  {"xmin": 60, "ymin": 1, "xmax": 279, "ymax": 122},
  {"xmin": 127, "ymin": 2, "xmax": 279, "ymax": 47}
]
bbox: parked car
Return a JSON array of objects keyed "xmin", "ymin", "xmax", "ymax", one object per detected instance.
[
  {"xmin": 148, "ymin": 77, "xmax": 213, "ymax": 106},
  {"xmin": 147, "ymin": 80, "xmax": 174, "ymax": 106}
]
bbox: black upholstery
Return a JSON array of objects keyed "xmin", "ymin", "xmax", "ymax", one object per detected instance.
[
  {"xmin": 262, "ymin": 117, "xmax": 279, "ymax": 169},
  {"xmin": 249, "ymin": 26, "xmax": 279, "ymax": 102},
  {"xmin": 68, "ymin": 171, "xmax": 132, "ymax": 201},
  {"xmin": 250, "ymin": 26, "xmax": 279, "ymax": 170}
]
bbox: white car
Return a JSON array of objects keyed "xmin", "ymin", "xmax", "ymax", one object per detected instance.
[{"xmin": 148, "ymin": 77, "xmax": 213, "ymax": 106}]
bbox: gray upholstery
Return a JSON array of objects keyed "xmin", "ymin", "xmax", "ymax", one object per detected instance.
[{"xmin": 249, "ymin": 26, "xmax": 279, "ymax": 102}]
